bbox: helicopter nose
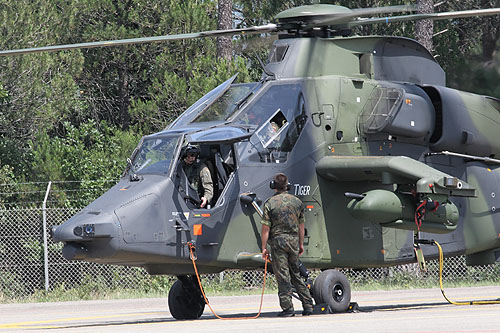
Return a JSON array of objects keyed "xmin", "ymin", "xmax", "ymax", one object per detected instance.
[
  {"xmin": 49, "ymin": 225, "xmax": 57, "ymax": 239},
  {"xmin": 51, "ymin": 211, "xmax": 118, "ymax": 243},
  {"xmin": 51, "ymin": 211, "xmax": 120, "ymax": 260}
]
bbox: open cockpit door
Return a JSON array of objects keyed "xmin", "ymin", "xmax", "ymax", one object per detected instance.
[
  {"xmin": 177, "ymin": 126, "xmax": 250, "ymax": 209},
  {"xmin": 168, "ymin": 74, "xmax": 238, "ymax": 128}
]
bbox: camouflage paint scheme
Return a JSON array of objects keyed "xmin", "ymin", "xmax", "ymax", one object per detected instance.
[
  {"xmin": 52, "ymin": 33, "xmax": 500, "ymax": 276},
  {"xmin": 261, "ymin": 192, "xmax": 313, "ymax": 311}
]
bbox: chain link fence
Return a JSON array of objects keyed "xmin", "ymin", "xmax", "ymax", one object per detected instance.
[{"xmin": 1, "ymin": 181, "xmax": 499, "ymax": 301}]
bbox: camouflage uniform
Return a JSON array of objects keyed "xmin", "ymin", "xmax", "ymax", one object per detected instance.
[
  {"xmin": 183, "ymin": 161, "xmax": 213, "ymax": 205},
  {"xmin": 261, "ymin": 192, "xmax": 313, "ymax": 312}
]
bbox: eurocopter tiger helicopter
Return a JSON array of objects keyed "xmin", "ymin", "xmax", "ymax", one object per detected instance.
[{"xmin": 2, "ymin": 2, "xmax": 500, "ymax": 320}]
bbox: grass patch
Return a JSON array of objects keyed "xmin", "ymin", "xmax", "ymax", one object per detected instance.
[
  {"xmin": 2, "ymin": 262, "xmax": 499, "ymax": 304},
  {"xmin": 3, "ymin": 278, "xmax": 500, "ymax": 304}
]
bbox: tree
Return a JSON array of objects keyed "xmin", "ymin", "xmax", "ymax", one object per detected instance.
[
  {"xmin": 0, "ymin": 0, "xmax": 253, "ymax": 183},
  {"xmin": 0, "ymin": 0, "xmax": 85, "ymax": 175},
  {"xmin": 415, "ymin": 0, "xmax": 434, "ymax": 52},
  {"xmin": 0, "ymin": 83, "xmax": 6, "ymax": 101},
  {"xmin": 1, "ymin": 0, "xmax": 499, "ymax": 186},
  {"xmin": 217, "ymin": 0, "xmax": 233, "ymax": 61}
]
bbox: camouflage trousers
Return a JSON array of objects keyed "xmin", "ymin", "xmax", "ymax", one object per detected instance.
[{"xmin": 270, "ymin": 235, "xmax": 313, "ymax": 311}]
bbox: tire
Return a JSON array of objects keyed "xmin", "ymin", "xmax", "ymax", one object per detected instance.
[
  {"xmin": 168, "ymin": 279, "xmax": 205, "ymax": 320},
  {"xmin": 312, "ymin": 269, "xmax": 351, "ymax": 312}
]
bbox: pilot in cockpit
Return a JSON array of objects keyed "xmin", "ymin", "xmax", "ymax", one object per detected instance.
[{"xmin": 180, "ymin": 144, "xmax": 213, "ymax": 208}]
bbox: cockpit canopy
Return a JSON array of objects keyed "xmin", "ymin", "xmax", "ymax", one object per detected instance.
[
  {"xmin": 128, "ymin": 74, "xmax": 309, "ymax": 179},
  {"xmin": 130, "ymin": 134, "xmax": 180, "ymax": 176}
]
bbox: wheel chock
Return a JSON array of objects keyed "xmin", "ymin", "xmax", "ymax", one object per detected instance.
[
  {"xmin": 311, "ymin": 302, "xmax": 359, "ymax": 314},
  {"xmin": 347, "ymin": 302, "xmax": 359, "ymax": 312},
  {"xmin": 312, "ymin": 303, "xmax": 332, "ymax": 314}
]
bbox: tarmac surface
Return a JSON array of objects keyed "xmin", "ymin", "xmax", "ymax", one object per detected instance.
[{"xmin": 1, "ymin": 286, "xmax": 500, "ymax": 332}]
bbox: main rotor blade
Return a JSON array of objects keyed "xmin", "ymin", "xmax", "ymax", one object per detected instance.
[
  {"xmin": 306, "ymin": 5, "xmax": 415, "ymax": 28},
  {"xmin": 348, "ymin": 8, "xmax": 500, "ymax": 28},
  {"xmin": 0, "ymin": 24, "xmax": 277, "ymax": 57}
]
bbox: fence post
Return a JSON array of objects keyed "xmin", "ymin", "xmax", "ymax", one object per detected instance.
[{"xmin": 42, "ymin": 181, "xmax": 52, "ymax": 291}]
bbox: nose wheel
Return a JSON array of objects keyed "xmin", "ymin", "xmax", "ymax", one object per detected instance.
[
  {"xmin": 168, "ymin": 275, "xmax": 205, "ymax": 320},
  {"xmin": 312, "ymin": 269, "xmax": 351, "ymax": 312}
]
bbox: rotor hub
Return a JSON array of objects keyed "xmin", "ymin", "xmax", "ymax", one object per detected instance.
[{"xmin": 275, "ymin": 4, "xmax": 354, "ymax": 38}]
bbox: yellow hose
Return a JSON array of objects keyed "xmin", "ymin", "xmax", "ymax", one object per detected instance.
[{"xmin": 435, "ymin": 241, "xmax": 500, "ymax": 305}]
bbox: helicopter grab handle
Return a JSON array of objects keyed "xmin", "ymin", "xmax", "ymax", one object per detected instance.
[
  {"xmin": 344, "ymin": 192, "xmax": 366, "ymax": 200},
  {"xmin": 426, "ymin": 151, "xmax": 500, "ymax": 165},
  {"xmin": 251, "ymin": 200, "xmax": 264, "ymax": 218},
  {"xmin": 240, "ymin": 192, "xmax": 264, "ymax": 217}
]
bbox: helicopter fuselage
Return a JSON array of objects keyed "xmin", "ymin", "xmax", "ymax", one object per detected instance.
[{"xmin": 52, "ymin": 35, "xmax": 500, "ymax": 274}]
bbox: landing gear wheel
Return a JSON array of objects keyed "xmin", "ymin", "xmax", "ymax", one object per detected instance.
[
  {"xmin": 312, "ymin": 269, "xmax": 351, "ymax": 312},
  {"xmin": 168, "ymin": 277, "xmax": 205, "ymax": 320}
]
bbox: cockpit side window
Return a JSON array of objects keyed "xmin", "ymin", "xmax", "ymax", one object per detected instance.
[
  {"xmin": 235, "ymin": 83, "xmax": 307, "ymax": 163},
  {"xmin": 256, "ymin": 109, "xmax": 289, "ymax": 149},
  {"xmin": 268, "ymin": 44, "xmax": 289, "ymax": 63}
]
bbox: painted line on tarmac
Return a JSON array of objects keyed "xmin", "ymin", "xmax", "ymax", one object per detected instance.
[
  {"xmin": 0, "ymin": 312, "xmax": 164, "ymax": 330},
  {"xmin": 0, "ymin": 305, "xmax": 283, "ymax": 330},
  {"xmin": 377, "ymin": 302, "xmax": 500, "ymax": 312},
  {"xmin": 4, "ymin": 294, "xmax": 499, "ymax": 330},
  {"xmin": 353, "ymin": 294, "xmax": 500, "ymax": 305},
  {"xmin": 303, "ymin": 306, "xmax": 500, "ymax": 324}
]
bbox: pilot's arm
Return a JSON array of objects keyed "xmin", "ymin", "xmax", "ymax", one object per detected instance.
[{"xmin": 199, "ymin": 163, "xmax": 213, "ymax": 208}]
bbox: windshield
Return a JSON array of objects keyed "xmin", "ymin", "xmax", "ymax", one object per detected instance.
[
  {"xmin": 130, "ymin": 135, "xmax": 180, "ymax": 175},
  {"xmin": 191, "ymin": 83, "xmax": 260, "ymax": 123}
]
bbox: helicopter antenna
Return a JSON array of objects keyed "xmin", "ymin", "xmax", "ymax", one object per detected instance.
[{"xmin": 255, "ymin": 55, "xmax": 275, "ymax": 80}]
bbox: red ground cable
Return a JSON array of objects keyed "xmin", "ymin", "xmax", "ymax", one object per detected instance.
[{"xmin": 188, "ymin": 242, "xmax": 269, "ymax": 320}]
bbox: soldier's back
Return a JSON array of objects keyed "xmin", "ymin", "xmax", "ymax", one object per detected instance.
[{"xmin": 265, "ymin": 192, "xmax": 303, "ymax": 238}]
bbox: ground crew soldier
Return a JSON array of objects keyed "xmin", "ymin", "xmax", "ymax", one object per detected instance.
[
  {"xmin": 181, "ymin": 144, "xmax": 213, "ymax": 208},
  {"xmin": 261, "ymin": 173, "xmax": 313, "ymax": 317}
]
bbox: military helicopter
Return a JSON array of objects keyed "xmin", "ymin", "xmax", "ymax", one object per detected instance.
[{"xmin": 2, "ymin": 3, "xmax": 500, "ymax": 320}]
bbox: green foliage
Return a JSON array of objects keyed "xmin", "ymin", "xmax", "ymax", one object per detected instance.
[
  {"xmin": 30, "ymin": 120, "xmax": 137, "ymax": 181},
  {"xmin": 0, "ymin": 0, "xmax": 498, "ymax": 184},
  {"xmin": 0, "ymin": 164, "xmax": 14, "ymax": 185},
  {"xmin": 0, "ymin": 82, "xmax": 7, "ymax": 101},
  {"xmin": 0, "ymin": 271, "xmax": 26, "ymax": 301},
  {"xmin": 200, "ymin": 271, "xmax": 247, "ymax": 293},
  {"xmin": 0, "ymin": 0, "xmax": 85, "ymax": 135},
  {"xmin": 21, "ymin": 238, "xmax": 44, "ymax": 263},
  {"xmin": 73, "ymin": 0, "xmax": 252, "ymax": 133},
  {"xmin": 27, "ymin": 120, "xmax": 139, "ymax": 205},
  {"xmin": 131, "ymin": 56, "xmax": 252, "ymax": 133},
  {"xmin": 447, "ymin": 59, "xmax": 500, "ymax": 98},
  {"xmin": 0, "ymin": 1, "xmax": 85, "ymax": 178},
  {"xmin": 0, "ymin": 0, "xmax": 256, "ymax": 182}
]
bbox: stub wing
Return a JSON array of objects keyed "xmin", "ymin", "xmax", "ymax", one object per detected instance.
[{"xmin": 316, "ymin": 155, "xmax": 475, "ymax": 197}]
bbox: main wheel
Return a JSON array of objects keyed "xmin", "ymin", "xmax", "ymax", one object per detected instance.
[
  {"xmin": 168, "ymin": 279, "xmax": 205, "ymax": 320},
  {"xmin": 312, "ymin": 269, "xmax": 351, "ymax": 312}
]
